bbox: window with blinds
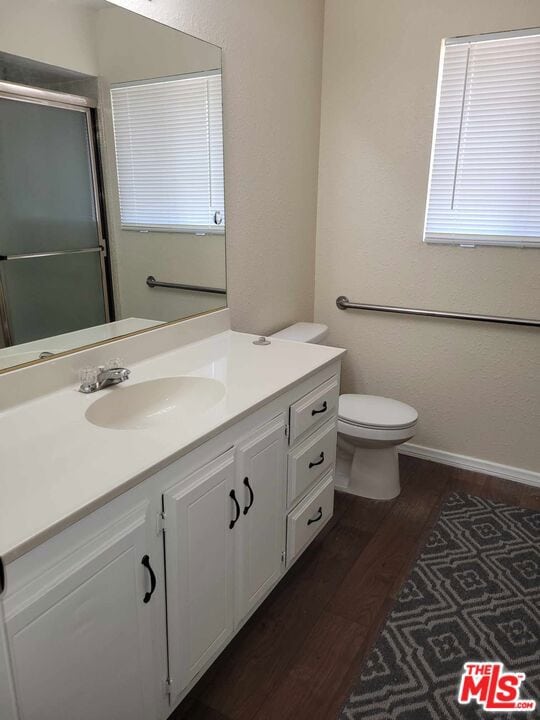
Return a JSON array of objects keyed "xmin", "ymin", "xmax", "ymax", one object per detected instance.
[
  {"xmin": 424, "ymin": 30, "xmax": 540, "ymax": 247},
  {"xmin": 110, "ymin": 70, "xmax": 224, "ymax": 234}
]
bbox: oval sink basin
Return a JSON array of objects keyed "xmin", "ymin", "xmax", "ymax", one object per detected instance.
[{"xmin": 85, "ymin": 376, "xmax": 225, "ymax": 430}]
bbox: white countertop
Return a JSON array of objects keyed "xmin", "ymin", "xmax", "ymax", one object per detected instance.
[{"xmin": 0, "ymin": 330, "xmax": 344, "ymax": 564}]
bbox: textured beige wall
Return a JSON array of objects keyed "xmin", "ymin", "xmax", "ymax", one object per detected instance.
[
  {"xmin": 315, "ymin": 0, "xmax": 540, "ymax": 472},
  {"xmin": 110, "ymin": 0, "xmax": 325, "ymax": 334}
]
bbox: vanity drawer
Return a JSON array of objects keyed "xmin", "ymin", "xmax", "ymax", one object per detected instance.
[
  {"xmin": 289, "ymin": 375, "xmax": 339, "ymax": 443},
  {"xmin": 286, "ymin": 471, "xmax": 334, "ymax": 565},
  {"xmin": 287, "ymin": 418, "xmax": 337, "ymax": 506}
]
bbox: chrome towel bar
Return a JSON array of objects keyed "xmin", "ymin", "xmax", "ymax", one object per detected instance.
[
  {"xmin": 335, "ymin": 296, "xmax": 540, "ymax": 328},
  {"xmin": 146, "ymin": 276, "xmax": 226, "ymax": 295}
]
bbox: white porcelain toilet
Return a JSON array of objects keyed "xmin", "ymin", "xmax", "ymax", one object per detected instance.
[
  {"xmin": 337, "ymin": 394, "xmax": 417, "ymax": 499},
  {"xmin": 270, "ymin": 322, "xmax": 418, "ymax": 500}
]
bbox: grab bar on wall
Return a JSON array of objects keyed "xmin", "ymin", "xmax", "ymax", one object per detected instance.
[
  {"xmin": 335, "ymin": 296, "xmax": 540, "ymax": 328},
  {"xmin": 146, "ymin": 275, "xmax": 226, "ymax": 295}
]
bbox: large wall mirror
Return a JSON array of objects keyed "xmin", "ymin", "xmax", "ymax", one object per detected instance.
[{"xmin": 0, "ymin": 0, "xmax": 226, "ymax": 372}]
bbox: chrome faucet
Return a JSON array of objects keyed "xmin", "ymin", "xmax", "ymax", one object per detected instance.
[{"xmin": 79, "ymin": 362, "xmax": 131, "ymax": 394}]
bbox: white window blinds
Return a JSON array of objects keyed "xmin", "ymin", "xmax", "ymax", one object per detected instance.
[
  {"xmin": 424, "ymin": 30, "xmax": 540, "ymax": 247},
  {"xmin": 110, "ymin": 70, "xmax": 224, "ymax": 234}
]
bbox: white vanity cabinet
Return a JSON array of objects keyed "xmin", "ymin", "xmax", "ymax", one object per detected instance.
[
  {"xmin": 0, "ymin": 361, "xmax": 342, "ymax": 720},
  {"xmin": 1, "ymin": 492, "xmax": 167, "ymax": 720}
]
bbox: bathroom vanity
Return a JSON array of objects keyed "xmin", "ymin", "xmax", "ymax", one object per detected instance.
[{"xmin": 0, "ymin": 311, "xmax": 344, "ymax": 720}]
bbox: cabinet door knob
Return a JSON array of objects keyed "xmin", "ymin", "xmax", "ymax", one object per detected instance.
[
  {"xmin": 309, "ymin": 452, "xmax": 325, "ymax": 469},
  {"xmin": 229, "ymin": 489, "xmax": 241, "ymax": 529},
  {"xmin": 141, "ymin": 555, "xmax": 157, "ymax": 604},
  {"xmin": 311, "ymin": 401, "xmax": 327, "ymax": 416},
  {"xmin": 243, "ymin": 477, "xmax": 254, "ymax": 515}
]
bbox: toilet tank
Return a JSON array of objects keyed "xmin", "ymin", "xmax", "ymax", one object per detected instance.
[{"xmin": 270, "ymin": 322, "xmax": 329, "ymax": 344}]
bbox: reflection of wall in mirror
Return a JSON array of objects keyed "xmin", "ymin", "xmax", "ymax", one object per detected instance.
[
  {"xmin": 0, "ymin": 1, "xmax": 99, "ymax": 76},
  {"xmin": 96, "ymin": 8, "xmax": 226, "ymax": 323}
]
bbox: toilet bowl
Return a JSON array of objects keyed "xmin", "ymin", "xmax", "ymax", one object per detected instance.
[
  {"xmin": 269, "ymin": 322, "xmax": 418, "ymax": 500},
  {"xmin": 337, "ymin": 394, "xmax": 417, "ymax": 499}
]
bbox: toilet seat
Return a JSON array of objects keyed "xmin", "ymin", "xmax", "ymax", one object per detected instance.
[
  {"xmin": 337, "ymin": 417, "xmax": 416, "ymax": 444},
  {"xmin": 339, "ymin": 394, "xmax": 418, "ymax": 431}
]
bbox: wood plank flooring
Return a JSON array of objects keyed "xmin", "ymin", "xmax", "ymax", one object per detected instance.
[{"xmin": 170, "ymin": 456, "xmax": 540, "ymax": 720}]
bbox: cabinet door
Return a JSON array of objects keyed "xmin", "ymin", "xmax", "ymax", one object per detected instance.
[
  {"xmin": 5, "ymin": 501, "xmax": 160, "ymax": 720},
  {"xmin": 163, "ymin": 448, "xmax": 236, "ymax": 700},
  {"xmin": 235, "ymin": 414, "xmax": 287, "ymax": 625}
]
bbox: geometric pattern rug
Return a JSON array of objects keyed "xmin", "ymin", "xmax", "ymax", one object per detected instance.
[{"xmin": 339, "ymin": 492, "xmax": 540, "ymax": 719}]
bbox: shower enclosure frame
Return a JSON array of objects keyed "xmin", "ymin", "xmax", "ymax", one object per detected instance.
[{"xmin": 0, "ymin": 80, "xmax": 112, "ymax": 348}]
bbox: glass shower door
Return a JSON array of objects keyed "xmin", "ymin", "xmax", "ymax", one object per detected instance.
[{"xmin": 0, "ymin": 91, "xmax": 108, "ymax": 347}]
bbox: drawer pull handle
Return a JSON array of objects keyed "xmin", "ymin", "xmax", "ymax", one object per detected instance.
[
  {"xmin": 309, "ymin": 452, "xmax": 325, "ymax": 469},
  {"xmin": 141, "ymin": 555, "xmax": 157, "ymax": 604},
  {"xmin": 229, "ymin": 489, "xmax": 241, "ymax": 529},
  {"xmin": 243, "ymin": 477, "xmax": 254, "ymax": 515},
  {"xmin": 311, "ymin": 401, "xmax": 327, "ymax": 416},
  {"xmin": 307, "ymin": 507, "xmax": 323, "ymax": 525}
]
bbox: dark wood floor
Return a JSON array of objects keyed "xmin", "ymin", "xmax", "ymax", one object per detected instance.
[{"xmin": 171, "ymin": 456, "xmax": 540, "ymax": 720}]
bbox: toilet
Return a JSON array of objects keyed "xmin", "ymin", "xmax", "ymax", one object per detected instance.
[{"xmin": 270, "ymin": 322, "xmax": 418, "ymax": 499}]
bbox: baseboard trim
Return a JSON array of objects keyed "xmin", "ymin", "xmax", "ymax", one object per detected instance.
[{"xmin": 399, "ymin": 443, "xmax": 540, "ymax": 489}]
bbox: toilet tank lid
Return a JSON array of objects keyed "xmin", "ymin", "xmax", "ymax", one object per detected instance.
[{"xmin": 270, "ymin": 322, "xmax": 329, "ymax": 343}]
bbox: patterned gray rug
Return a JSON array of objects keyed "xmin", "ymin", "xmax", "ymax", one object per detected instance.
[{"xmin": 339, "ymin": 492, "xmax": 539, "ymax": 719}]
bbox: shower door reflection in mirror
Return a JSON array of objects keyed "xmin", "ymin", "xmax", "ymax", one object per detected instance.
[
  {"xmin": 0, "ymin": 94, "xmax": 108, "ymax": 349},
  {"xmin": 0, "ymin": 0, "xmax": 226, "ymax": 372}
]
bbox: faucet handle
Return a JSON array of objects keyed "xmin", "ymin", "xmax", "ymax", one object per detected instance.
[
  {"xmin": 80, "ymin": 367, "xmax": 98, "ymax": 384},
  {"xmin": 79, "ymin": 367, "xmax": 99, "ymax": 393},
  {"xmin": 104, "ymin": 357, "xmax": 123, "ymax": 370}
]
